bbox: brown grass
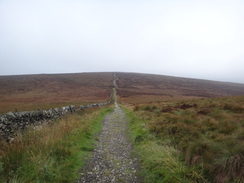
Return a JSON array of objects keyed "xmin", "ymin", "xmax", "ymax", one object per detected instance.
[
  {"xmin": 116, "ymin": 72, "xmax": 244, "ymax": 104},
  {"xmin": 0, "ymin": 72, "xmax": 114, "ymax": 113},
  {"xmin": 130, "ymin": 95, "xmax": 244, "ymax": 182},
  {"xmin": 2, "ymin": 72, "xmax": 244, "ymax": 112},
  {"xmin": 0, "ymin": 106, "xmax": 113, "ymax": 182}
]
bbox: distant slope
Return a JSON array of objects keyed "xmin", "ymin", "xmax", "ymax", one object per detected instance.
[
  {"xmin": 116, "ymin": 72, "xmax": 244, "ymax": 102},
  {"xmin": 1, "ymin": 72, "xmax": 244, "ymax": 112},
  {"xmin": 0, "ymin": 72, "xmax": 114, "ymax": 113}
]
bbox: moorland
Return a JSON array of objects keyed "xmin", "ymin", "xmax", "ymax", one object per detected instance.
[
  {"xmin": 0, "ymin": 72, "xmax": 244, "ymax": 182},
  {"xmin": 116, "ymin": 72, "xmax": 244, "ymax": 182},
  {"xmin": 116, "ymin": 72, "xmax": 244, "ymax": 104},
  {"xmin": 0, "ymin": 72, "xmax": 113, "ymax": 113}
]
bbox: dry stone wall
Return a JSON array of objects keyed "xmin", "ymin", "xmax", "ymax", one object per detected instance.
[{"xmin": 0, "ymin": 97, "xmax": 112, "ymax": 141}]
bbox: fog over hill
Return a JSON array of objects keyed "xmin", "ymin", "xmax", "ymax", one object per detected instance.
[{"xmin": 1, "ymin": 0, "xmax": 244, "ymax": 83}]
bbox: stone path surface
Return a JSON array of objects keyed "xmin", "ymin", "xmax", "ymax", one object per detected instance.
[{"xmin": 78, "ymin": 87, "xmax": 139, "ymax": 182}]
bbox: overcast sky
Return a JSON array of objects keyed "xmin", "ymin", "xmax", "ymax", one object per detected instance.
[{"xmin": 0, "ymin": 0, "xmax": 244, "ymax": 83}]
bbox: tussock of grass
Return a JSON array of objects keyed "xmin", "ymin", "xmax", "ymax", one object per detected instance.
[
  {"xmin": 138, "ymin": 141, "xmax": 207, "ymax": 183},
  {"xmin": 124, "ymin": 107, "xmax": 206, "ymax": 183},
  {"xmin": 127, "ymin": 96, "xmax": 244, "ymax": 182},
  {"xmin": 0, "ymin": 106, "xmax": 113, "ymax": 182}
]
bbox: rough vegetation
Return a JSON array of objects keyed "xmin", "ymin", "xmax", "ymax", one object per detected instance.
[
  {"xmin": 0, "ymin": 106, "xmax": 113, "ymax": 182},
  {"xmin": 126, "ymin": 96, "xmax": 244, "ymax": 182},
  {"xmin": 0, "ymin": 94, "xmax": 112, "ymax": 141},
  {"xmin": 1, "ymin": 72, "xmax": 244, "ymax": 182},
  {"xmin": 116, "ymin": 72, "xmax": 244, "ymax": 104},
  {"xmin": 0, "ymin": 105, "xmax": 75, "ymax": 141},
  {"xmin": 0, "ymin": 72, "xmax": 113, "ymax": 113}
]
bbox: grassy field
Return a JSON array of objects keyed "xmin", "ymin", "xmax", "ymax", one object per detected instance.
[
  {"xmin": 0, "ymin": 72, "xmax": 114, "ymax": 113},
  {"xmin": 124, "ymin": 96, "xmax": 244, "ymax": 182},
  {"xmin": 0, "ymin": 106, "xmax": 113, "ymax": 182}
]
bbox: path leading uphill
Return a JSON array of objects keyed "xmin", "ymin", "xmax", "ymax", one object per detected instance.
[{"xmin": 78, "ymin": 75, "xmax": 139, "ymax": 183}]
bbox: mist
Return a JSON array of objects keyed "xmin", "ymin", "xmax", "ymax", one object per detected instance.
[{"xmin": 1, "ymin": 0, "xmax": 244, "ymax": 83}]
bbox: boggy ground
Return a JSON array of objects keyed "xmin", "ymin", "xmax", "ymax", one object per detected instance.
[{"xmin": 78, "ymin": 100, "xmax": 139, "ymax": 183}]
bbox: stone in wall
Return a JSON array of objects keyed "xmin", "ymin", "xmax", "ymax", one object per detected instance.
[
  {"xmin": 0, "ymin": 100, "xmax": 111, "ymax": 141},
  {"xmin": 0, "ymin": 105, "xmax": 77, "ymax": 141}
]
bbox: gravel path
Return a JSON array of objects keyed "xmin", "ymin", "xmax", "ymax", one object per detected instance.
[{"xmin": 78, "ymin": 88, "xmax": 140, "ymax": 183}]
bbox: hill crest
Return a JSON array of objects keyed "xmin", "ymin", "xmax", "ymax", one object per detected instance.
[{"xmin": 0, "ymin": 72, "xmax": 244, "ymax": 112}]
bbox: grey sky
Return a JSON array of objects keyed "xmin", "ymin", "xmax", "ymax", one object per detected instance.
[{"xmin": 0, "ymin": 0, "xmax": 244, "ymax": 83}]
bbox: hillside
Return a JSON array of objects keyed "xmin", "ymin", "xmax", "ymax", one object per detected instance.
[
  {"xmin": 1, "ymin": 72, "xmax": 244, "ymax": 113},
  {"xmin": 0, "ymin": 72, "xmax": 113, "ymax": 113},
  {"xmin": 116, "ymin": 72, "xmax": 244, "ymax": 103},
  {"xmin": 1, "ymin": 72, "xmax": 244, "ymax": 182}
]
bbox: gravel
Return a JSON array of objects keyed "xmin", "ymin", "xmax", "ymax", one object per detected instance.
[{"xmin": 78, "ymin": 101, "xmax": 140, "ymax": 183}]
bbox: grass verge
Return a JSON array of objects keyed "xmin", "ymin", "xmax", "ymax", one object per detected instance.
[
  {"xmin": 124, "ymin": 96, "xmax": 244, "ymax": 182},
  {"xmin": 0, "ymin": 106, "xmax": 113, "ymax": 182},
  {"xmin": 123, "ymin": 106, "xmax": 207, "ymax": 183}
]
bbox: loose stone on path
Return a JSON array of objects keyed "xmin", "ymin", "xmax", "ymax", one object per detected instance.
[{"xmin": 78, "ymin": 101, "xmax": 140, "ymax": 183}]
